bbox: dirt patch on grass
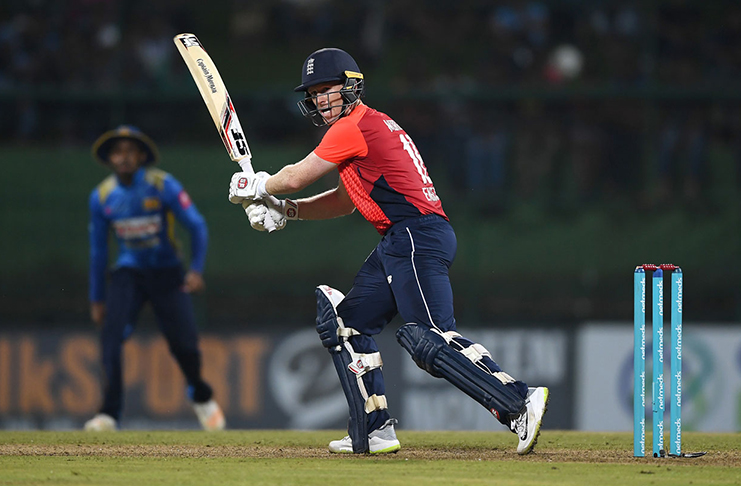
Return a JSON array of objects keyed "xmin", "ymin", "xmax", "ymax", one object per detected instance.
[{"xmin": 1, "ymin": 444, "xmax": 737, "ymax": 466}]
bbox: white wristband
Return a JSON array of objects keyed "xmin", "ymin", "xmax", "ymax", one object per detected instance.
[{"xmin": 256, "ymin": 178, "xmax": 269, "ymax": 199}]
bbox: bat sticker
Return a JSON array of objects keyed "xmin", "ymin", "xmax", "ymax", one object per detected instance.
[
  {"xmin": 232, "ymin": 129, "xmax": 248, "ymax": 156},
  {"xmin": 196, "ymin": 59, "xmax": 217, "ymax": 93},
  {"xmin": 179, "ymin": 35, "xmax": 201, "ymax": 48}
]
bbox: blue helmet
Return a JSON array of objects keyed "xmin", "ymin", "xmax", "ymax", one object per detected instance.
[{"xmin": 295, "ymin": 48, "xmax": 365, "ymax": 126}]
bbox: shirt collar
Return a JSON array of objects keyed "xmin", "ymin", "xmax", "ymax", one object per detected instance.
[{"xmin": 116, "ymin": 167, "xmax": 146, "ymax": 186}]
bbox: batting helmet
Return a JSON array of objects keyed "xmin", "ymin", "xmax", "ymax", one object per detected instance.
[
  {"xmin": 91, "ymin": 125, "xmax": 159, "ymax": 166},
  {"xmin": 294, "ymin": 48, "xmax": 365, "ymax": 126}
]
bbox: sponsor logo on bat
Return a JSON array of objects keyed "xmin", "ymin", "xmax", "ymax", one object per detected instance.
[
  {"xmin": 179, "ymin": 35, "xmax": 201, "ymax": 48},
  {"xmin": 231, "ymin": 128, "xmax": 248, "ymax": 156},
  {"xmin": 196, "ymin": 59, "xmax": 217, "ymax": 93}
]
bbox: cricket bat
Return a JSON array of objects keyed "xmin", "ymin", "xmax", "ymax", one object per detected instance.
[{"xmin": 173, "ymin": 33, "xmax": 276, "ymax": 232}]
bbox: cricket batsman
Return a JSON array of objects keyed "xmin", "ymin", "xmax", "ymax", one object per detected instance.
[
  {"xmin": 228, "ymin": 48, "xmax": 549, "ymax": 454},
  {"xmin": 86, "ymin": 125, "xmax": 224, "ymax": 432}
]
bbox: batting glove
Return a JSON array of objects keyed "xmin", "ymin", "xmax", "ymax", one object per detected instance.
[
  {"xmin": 242, "ymin": 196, "xmax": 298, "ymax": 232},
  {"xmin": 229, "ymin": 171, "xmax": 271, "ymax": 204}
]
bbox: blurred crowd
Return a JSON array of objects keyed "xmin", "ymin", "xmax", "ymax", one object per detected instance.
[
  {"xmin": 2, "ymin": 0, "xmax": 740, "ymax": 214},
  {"xmin": 5, "ymin": 1, "xmax": 739, "ymax": 90},
  {"xmin": 0, "ymin": 0, "xmax": 187, "ymax": 91}
]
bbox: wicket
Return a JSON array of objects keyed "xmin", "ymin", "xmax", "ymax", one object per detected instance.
[{"xmin": 633, "ymin": 263, "xmax": 682, "ymax": 458}]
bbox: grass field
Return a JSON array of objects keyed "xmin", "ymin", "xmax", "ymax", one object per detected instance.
[{"xmin": 1, "ymin": 430, "xmax": 739, "ymax": 485}]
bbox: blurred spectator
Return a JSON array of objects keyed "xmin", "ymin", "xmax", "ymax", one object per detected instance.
[
  {"xmin": 654, "ymin": 106, "xmax": 708, "ymax": 209},
  {"xmin": 464, "ymin": 109, "xmax": 510, "ymax": 214},
  {"xmin": 566, "ymin": 104, "xmax": 603, "ymax": 205},
  {"xmin": 15, "ymin": 96, "xmax": 38, "ymax": 142},
  {"xmin": 129, "ymin": 15, "xmax": 177, "ymax": 89},
  {"xmin": 582, "ymin": 5, "xmax": 643, "ymax": 85},
  {"xmin": 274, "ymin": 0, "xmax": 336, "ymax": 48},
  {"xmin": 656, "ymin": 3, "xmax": 704, "ymax": 85},
  {"xmin": 231, "ymin": 1, "xmax": 270, "ymax": 45},
  {"xmin": 486, "ymin": 2, "xmax": 551, "ymax": 85},
  {"xmin": 600, "ymin": 102, "xmax": 643, "ymax": 206},
  {"xmin": 705, "ymin": 8, "xmax": 741, "ymax": 85},
  {"xmin": 511, "ymin": 102, "xmax": 561, "ymax": 204},
  {"xmin": 0, "ymin": 13, "xmax": 49, "ymax": 87}
]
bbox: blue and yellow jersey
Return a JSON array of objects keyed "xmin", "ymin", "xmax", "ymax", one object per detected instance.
[{"xmin": 88, "ymin": 167, "xmax": 208, "ymax": 302}]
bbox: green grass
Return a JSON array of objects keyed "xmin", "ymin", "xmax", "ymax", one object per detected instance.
[{"xmin": 1, "ymin": 430, "xmax": 739, "ymax": 485}]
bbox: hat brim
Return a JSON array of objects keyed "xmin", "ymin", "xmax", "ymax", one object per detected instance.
[{"xmin": 91, "ymin": 129, "xmax": 159, "ymax": 166}]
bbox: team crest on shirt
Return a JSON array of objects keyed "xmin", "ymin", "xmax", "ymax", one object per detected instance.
[{"xmin": 143, "ymin": 197, "xmax": 161, "ymax": 211}]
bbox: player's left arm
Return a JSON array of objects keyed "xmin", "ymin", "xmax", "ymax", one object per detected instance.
[
  {"xmin": 265, "ymin": 152, "xmax": 337, "ymax": 195},
  {"xmin": 162, "ymin": 176, "xmax": 208, "ymax": 292},
  {"xmin": 292, "ymin": 177, "xmax": 355, "ymax": 220}
]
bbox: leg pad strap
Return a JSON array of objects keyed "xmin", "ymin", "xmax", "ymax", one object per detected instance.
[
  {"xmin": 396, "ymin": 322, "xmax": 525, "ymax": 421},
  {"xmin": 365, "ymin": 394, "xmax": 387, "ymax": 413}
]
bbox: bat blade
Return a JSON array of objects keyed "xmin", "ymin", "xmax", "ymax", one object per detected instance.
[
  {"xmin": 174, "ymin": 32, "xmax": 276, "ymax": 232},
  {"xmin": 173, "ymin": 33, "xmax": 252, "ymax": 170}
]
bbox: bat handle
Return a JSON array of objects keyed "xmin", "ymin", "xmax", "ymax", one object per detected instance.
[
  {"xmin": 237, "ymin": 158, "xmax": 277, "ymax": 233},
  {"xmin": 237, "ymin": 158, "xmax": 255, "ymax": 176}
]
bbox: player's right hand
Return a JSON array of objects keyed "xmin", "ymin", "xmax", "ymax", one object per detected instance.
[
  {"xmin": 242, "ymin": 196, "xmax": 298, "ymax": 232},
  {"xmin": 90, "ymin": 302, "xmax": 106, "ymax": 327},
  {"xmin": 183, "ymin": 270, "xmax": 206, "ymax": 293}
]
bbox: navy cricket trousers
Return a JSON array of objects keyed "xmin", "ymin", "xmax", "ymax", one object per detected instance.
[
  {"xmin": 99, "ymin": 266, "xmax": 212, "ymax": 420},
  {"xmin": 337, "ymin": 215, "xmax": 455, "ymax": 431},
  {"xmin": 336, "ymin": 215, "xmax": 527, "ymax": 430}
]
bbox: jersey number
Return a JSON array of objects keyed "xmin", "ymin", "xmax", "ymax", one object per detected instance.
[{"xmin": 400, "ymin": 134, "xmax": 432, "ymax": 184}]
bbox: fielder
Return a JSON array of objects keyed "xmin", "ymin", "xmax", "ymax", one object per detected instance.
[
  {"xmin": 86, "ymin": 125, "xmax": 224, "ymax": 432},
  {"xmin": 229, "ymin": 49, "xmax": 549, "ymax": 454}
]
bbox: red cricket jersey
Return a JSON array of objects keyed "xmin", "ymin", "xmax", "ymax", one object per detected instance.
[{"xmin": 314, "ymin": 104, "xmax": 447, "ymax": 235}]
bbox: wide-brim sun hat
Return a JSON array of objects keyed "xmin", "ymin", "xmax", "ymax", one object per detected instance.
[{"xmin": 91, "ymin": 125, "xmax": 159, "ymax": 166}]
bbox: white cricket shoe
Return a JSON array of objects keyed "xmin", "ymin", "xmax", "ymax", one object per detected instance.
[
  {"xmin": 510, "ymin": 387, "xmax": 549, "ymax": 455},
  {"xmin": 84, "ymin": 413, "xmax": 117, "ymax": 431},
  {"xmin": 329, "ymin": 418, "xmax": 401, "ymax": 454},
  {"xmin": 193, "ymin": 399, "xmax": 226, "ymax": 431}
]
